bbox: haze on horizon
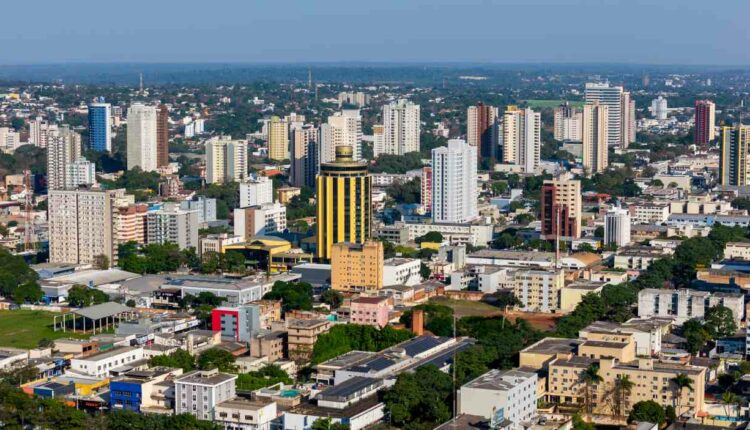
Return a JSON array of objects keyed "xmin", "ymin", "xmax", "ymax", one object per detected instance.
[{"xmin": 2, "ymin": 0, "xmax": 749, "ymax": 66}]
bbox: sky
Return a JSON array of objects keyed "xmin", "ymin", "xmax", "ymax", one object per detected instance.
[{"xmin": 2, "ymin": 0, "xmax": 749, "ymax": 65}]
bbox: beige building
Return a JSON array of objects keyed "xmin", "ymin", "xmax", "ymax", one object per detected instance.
[
  {"xmin": 286, "ymin": 319, "xmax": 331, "ymax": 362},
  {"xmin": 268, "ymin": 116, "xmax": 290, "ymax": 161},
  {"xmin": 113, "ymin": 204, "xmax": 148, "ymax": 246},
  {"xmin": 47, "ymin": 126, "xmax": 82, "ymax": 191},
  {"xmin": 582, "ymin": 102, "xmax": 608, "ymax": 174},
  {"xmin": 49, "ymin": 188, "xmax": 125, "ymax": 267},
  {"xmin": 560, "ymin": 281, "xmax": 605, "ymax": 313},
  {"xmin": 502, "ymin": 106, "xmax": 540, "ymax": 173},
  {"xmin": 724, "ymin": 242, "xmax": 750, "ymax": 261},
  {"xmin": 331, "ymin": 241, "xmax": 384, "ymax": 293},
  {"xmin": 205, "ymin": 136, "xmax": 247, "ymax": 184},
  {"xmin": 541, "ymin": 175, "xmax": 582, "ymax": 240},
  {"xmin": 513, "ymin": 269, "xmax": 564, "ymax": 313}
]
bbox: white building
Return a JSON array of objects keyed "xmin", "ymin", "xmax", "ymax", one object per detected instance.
[
  {"xmin": 502, "ymin": 106, "xmax": 540, "ymax": 173},
  {"xmin": 604, "ymin": 207, "xmax": 631, "ymax": 247},
  {"xmin": 383, "ymin": 258, "xmax": 422, "ymax": 286},
  {"xmin": 175, "ymin": 369, "xmax": 237, "ymax": 421},
  {"xmin": 725, "ymin": 242, "xmax": 750, "ymax": 261},
  {"xmin": 47, "ymin": 126, "xmax": 82, "ymax": 190},
  {"xmin": 64, "ymin": 158, "xmax": 96, "ymax": 189},
  {"xmin": 582, "ymin": 102, "xmax": 609, "ymax": 174},
  {"xmin": 631, "ymin": 203, "xmax": 670, "ymax": 224},
  {"xmin": 205, "ymin": 136, "xmax": 248, "ymax": 184},
  {"xmin": 180, "ymin": 196, "xmax": 217, "ymax": 224},
  {"xmin": 29, "ymin": 116, "xmax": 58, "ymax": 148},
  {"xmin": 239, "ymin": 177, "xmax": 274, "ymax": 208},
  {"xmin": 146, "ymin": 205, "xmax": 200, "ymax": 250},
  {"xmin": 638, "ymin": 288, "xmax": 744, "ymax": 325},
  {"xmin": 70, "ymin": 346, "xmax": 144, "ymax": 378},
  {"xmin": 127, "ymin": 103, "xmax": 158, "ymax": 172},
  {"xmin": 215, "ymin": 398, "xmax": 277, "ymax": 430},
  {"xmin": 233, "ymin": 203, "xmax": 287, "ymax": 240},
  {"xmin": 553, "ymin": 103, "xmax": 582, "ymax": 141},
  {"xmin": 320, "ymin": 109, "xmax": 362, "ymax": 163},
  {"xmin": 432, "ymin": 139, "xmax": 478, "ymax": 223},
  {"xmin": 458, "ymin": 369, "xmax": 537, "ymax": 429},
  {"xmin": 0, "ymin": 127, "xmax": 21, "ymax": 153},
  {"xmin": 651, "ymin": 96, "xmax": 668, "ymax": 120},
  {"xmin": 378, "ymin": 99, "xmax": 420, "ymax": 156},
  {"xmin": 584, "ymin": 83, "xmax": 635, "ymax": 149}
]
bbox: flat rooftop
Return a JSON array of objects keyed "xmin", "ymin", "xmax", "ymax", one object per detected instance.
[
  {"xmin": 522, "ymin": 338, "xmax": 583, "ymax": 355},
  {"xmin": 217, "ymin": 397, "xmax": 274, "ymax": 411},
  {"xmin": 463, "ymin": 368, "xmax": 536, "ymax": 391},
  {"xmin": 75, "ymin": 346, "xmax": 138, "ymax": 361},
  {"xmin": 316, "ymin": 351, "xmax": 375, "ymax": 370},
  {"xmin": 176, "ymin": 370, "xmax": 237, "ymax": 386}
]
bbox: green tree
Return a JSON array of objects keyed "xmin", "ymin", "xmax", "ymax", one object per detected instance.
[
  {"xmin": 12, "ymin": 281, "xmax": 43, "ymax": 304},
  {"xmin": 415, "ymin": 231, "xmax": 443, "ymax": 244},
  {"xmin": 581, "ymin": 363, "xmax": 603, "ymax": 414},
  {"xmin": 197, "ymin": 348, "xmax": 236, "ymax": 372},
  {"xmin": 320, "ymin": 289, "xmax": 343, "ymax": 309},
  {"xmin": 419, "ymin": 262, "xmax": 431, "ymax": 280},
  {"xmin": 628, "ymin": 400, "xmax": 666, "ymax": 425},
  {"xmin": 571, "ymin": 413, "xmax": 596, "ymax": 430},
  {"xmin": 311, "ymin": 417, "xmax": 350, "ymax": 430},
  {"xmin": 92, "ymin": 254, "xmax": 110, "ymax": 270},
  {"xmin": 614, "ymin": 375, "xmax": 634, "ymax": 417},
  {"xmin": 67, "ymin": 284, "xmax": 109, "ymax": 307},
  {"xmin": 704, "ymin": 305, "xmax": 738, "ymax": 338},
  {"xmin": 311, "ymin": 325, "xmax": 413, "ymax": 364},
  {"xmin": 670, "ymin": 373, "xmax": 694, "ymax": 416},
  {"xmin": 236, "ymin": 365, "xmax": 293, "ymax": 391},
  {"xmin": 149, "ymin": 349, "xmax": 195, "ymax": 372},
  {"xmin": 384, "ymin": 365, "xmax": 453, "ymax": 430},
  {"xmin": 681, "ymin": 319, "xmax": 710, "ymax": 354},
  {"xmin": 263, "ymin": 281, "xmax": 313, "ymax": 313}
]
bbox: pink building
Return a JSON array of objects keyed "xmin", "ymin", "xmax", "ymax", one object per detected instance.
[{"xmin": 350, "ymin": 296, "xmax": 390, "ymax": 328}]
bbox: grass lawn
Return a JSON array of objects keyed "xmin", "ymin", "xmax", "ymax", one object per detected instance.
[
  {"xmin": 0, "ymin": 310, "xmax": 89, "ymax": 349},
  {"xmin": 524, "ymin": 99, "xmax": 585, "ymax": 109},
  {"xmin": 428, "ymin": 298, "xmax": 504, "ymax": 318}
]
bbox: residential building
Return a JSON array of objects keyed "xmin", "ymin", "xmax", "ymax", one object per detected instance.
[
  {"xmin": 432, "ymin": 139, "xmax": 478, "ymax": 223},
  {"xmin": 540, "ymin": 176, "xmax": 582, "ymax": 241},
  {"xmin": 179, "ymin": 196, "xmax": 217, "ymax": 224},
  {"xmin": 286, "ymin": 319, "xmax": 331, "ymax": 362},
  {"xmin": 694, "ymin": 100, "xmax": 716, "ymax": 145},
  {"xmin": 114, "ymin": 204, "xmax": 148, "ymax": 246},
  {"xmin": 64, "ymin": 158, "xmax": 96, "ymax": 189},
  {"xmin": 48, "ymin": 188, "xmax": 122, "ymax": 266},
  {"xmin": 553, "ymin": 102, "xmax": 582, "ymax": 141},
  {"xmin": 651, "ymin": 96, "xmax": 668, "ymax": 120},
  {"xmin": 513, "ymin": 270, "xmax": 564, "ymax": 313},
  {"xmin": 421, "ymin": 166, "xmax": 432, "ymax": 210},
  {"xmin": 174, "ymin": 368, "xmax": 237, "ymax": 421},
  {"xmin": 199, "ymin": 233, "xmax": 243, "ymax": 257},
  {"xmin": 582, "ymin": 102, "xmax": 609, "ymax": 173},
  {"xmin": 637, "ymin": 288, "xmax": 744, "ymax": 325},
  {"xmin": 383, "ymin": 258, "xmax": 422, "ymax": 286},
  {"xmin": 211, "ymin": 305, "xmax": 261, "ymax": 342},
  {"xmin": 605, "ymin": 207, "xmax": 631, "ymax": 247},
  {"xmin": 0, "ymin": 127, "xmax": 20, "ymax": 153},
  {"xmin": 350, "ymin": 296, "xmax": 390, "ymax": 328},
  {"xmin": 156, "ymin": 105, "xmax": 169, "ymax": 167},
  {"xmin": 239, "ymin": 176, "xmax": 274, "ymax": 208},
  {"xmin": 70, "ymin": 346, "xmax": 144, "ymax": 378},
  {"xmin": 233, "ymin": 203, "xmax": 287, "ymax": 240},
  {"xmin": 214, "ymin": 398, "xmax": 277, "ymax": 430},
  {"xmin": 127, "ymin": 103, "xmax": 158, "ymax": 172},
  {"xmin": 380, "ymin": 99, "xmax": 420, "ymax": 156},
  {"xmin": 88, "ymin": 100, "xmax": 111, "ymax": 152},
  {"xmin": 29, "ymin": 116, "xmax": 58, "ymax": 148},
  {"xmin": 110, "ymin": 367, "xmax": 183, "ymax": 413},
  {"xmin": 502, "ymin": 106, "xmax": 540, "ymax": 173},
  {"xmin": 467, "ymin": 103, "xmax": 497, "ymax": 163},
  {"xmin": 719, "ymin": 125, "xmax": 750, "ymax": 186},
  {"xmin": 267, "ymin": 116, "xmax": 289, "ymax": 161},
  {"xmin": 725, "ymin": 242, "xmax": 750, "ymax": 260},
  {"xmin": 373, "ymin": 124, "xmax": 385, "ymax": 158},
  {"xmin": 584, "ymin": 82, "xmax": 627, "ymax": 148},
  {"xmin": 277, "ymin": 187, "xmax": 301, "ymax": 205},
  {"xmin": 458, "ymin": 369, "xmax": 537, "ymax": 429},
  {"xmin": 146, "ymin": 205, "xmax": 199, "ymax": 249},
  {"xmin": 290, "ymin": 124, "xmax": 318, "ymax": 188},
  {"xmin": 316, "ymin": 145, "xmax": 372, "ymax": 260},
  {"xmin": 331, "ymin": 241, "xmax": 384, "ymax": 293},
  {"xmin": 320, "ymin": 109, "xmax": 362, "ymax": 163},
  {"xmin": 613, "ymin": 245, "xmax": 672, "ymax": 271},
  {"xmin": 337, "ymin": 91, "xmax": 369, "ymax": 107},
  {"xmin": 205, "ymin": 136, "xmax": 248, "ymax": 184},
  {"xmin": 621, "ymin": 91, "xmax": 636, "ymax": 147},
  {"xmin": 47, "ymin": 126, "xmax": 82, "ymax": 190},
  {"xmin": 560, "ymin": 281, "xmax": 605, "ymax": 313},
  {"xmin": 630, "ymin": 202, "xmax": 670, "ymax": 224}
]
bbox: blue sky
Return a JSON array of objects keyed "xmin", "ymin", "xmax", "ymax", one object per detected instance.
[{"xmin": 2, "ymin": 0, "xmax": 748, "ymax": 65}]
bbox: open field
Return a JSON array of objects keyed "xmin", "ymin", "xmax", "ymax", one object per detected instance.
[
  {"xmin": 0, "ymin": 310, "xmax": 89, "ymax": 349},
  {"xmin": 428, "ymin": 298, "xmax": 560, "ymax": 331},
  {"xmin": 524, "ymin": 99, "xmax": 584, "ymax": 109}
]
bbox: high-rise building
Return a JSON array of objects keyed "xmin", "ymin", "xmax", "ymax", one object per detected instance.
[
  {"xmin": 719, "ymin": 125, "xmax": 750, "ymax": 186},
  {"xmin": 267, "ymin": 116, "xmax": 290, "ymax": 161},
  {"xmin": 319, "ymin": 110, "xmax": 362, "ymax": 164},
  {"xmin": 47, "ymin": 126, "xmax": 82, "ymax": 191},
  {"xmin": 29, "ymin": 116, "xmax": 58, "ymax": 148},
  {"xmin": 372, "ymin": 124, "xmax": 385, "ymax": 157},
  {"xmin": 48, "ymin": 188, "xmax": 123, "ymax": 266},
  {"xmin": 380, "ymin": 99, "xmax": 420, "ymax": 156},
  {"xmin": 337, "ymin": 92, "xmax": 370, "ymax": 107},
  {"xmin": 467, "ymin": 103, "xmax": 498, "ymax": 163},
  {"xmin": 540, "ymin": 176, "xmax": 582, "ymax": 241},
  {"xmin": 205, "ymin": 136, "xmax": 247, "ymax": 184},
  {"xmin": 553, "ymin": 102, "xmax": 582, "ymax": 141},
  {"xmin": 316, "ymin": 145, "xmax": 371, "ymax": 261},
  {"xmin": 88, "ymin": 100, "xmax": 112, "ymax": 152},
  {"xmin": 0, "ymin": 127, "xmax": 20, "ymax": 153},
  {"xmin": 585, "ymin": 83, "xmax": 635, "ymax": 149},
  {"xmin": 233, "ymin": 203, "xmax": 287, "ymax": 240},
  {"xmin": 502, "ymin": 106, "xmax": 540, "ymax": 173},
  {"xmin": 290, "ymin": 124, "xmax": 318, "ymax": 188},
  {"xmin": 330, "ymin": 241, "xmax": 384, "ymax": 293},
  {"xmin": 239, "ymin": 176, "xmax": 274, "ymax": 208},
  {"xmin": 621, "ymin": 91, "xmax": 636, "ymax": 147},
  {"xmin": 126, "ymin": 103, "xmax": 158, "ymax": 172},
  {"xmin": 694, "ymin": 100, "xmax": 716, "ymax": 145},
  {"xmin": 604, "ymin": 207, "xmax": 631, "ymax": 247},
  {"xmin": 650, "ymin": 96, "xmax": 668, "ymax": 120},
  {"xmin": 65, "ymin": 158, "xmax": 96, "ymax": 189},
  {"xmin": 156, "ymin": 105, "xmax": 169, "ymax": 167},
  {"xmin": 146, "ymin": 204, "xmax": 199, "ymax": 250},
  {"xmin": 432, "ymin": 139, "xmax": 478, "ymax": 224},
  {"xmin": 581, "ymin": 102, "xmax": 609, "ymax": 174},
  {"xmin": 114, "ymin": 204, "xmax": 148, "ymax": 246},
  {"xmin": 421, "ymin": 166, "xmax": 432, "ymax": 210}
]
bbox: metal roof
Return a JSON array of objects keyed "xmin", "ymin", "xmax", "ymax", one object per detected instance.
[{"xmin": 73, "ymin": 302, "xmax": 132, "ymax": 320}]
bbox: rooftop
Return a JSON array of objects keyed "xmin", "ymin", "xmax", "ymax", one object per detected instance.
[
  {"xmin": 49, "ymin": 268, "xmax": 140, "ymax": 286},
  {"xmin": 73, "ymin": 302, "xmax": 133, "ymax": 320},
  {"xmin": 565, "ymin": 281, "xmax": 606, "ymax": 291},
  {"xmin": 216, "ymin": 397, "xmax": 274, "ymax": 411},
  {"xmin": 176, "ymin": 369, "xmax": 237, "ymax": 386},
  {"xmin": 317, "ymin": 376, "xmax": 382, "ymax": 402},
  {"xmin": 463, "ymin": 368, "xmax": 536, "ymax": 391},
  {"xmin": 522, "ymin": 337, "xmax": 583, "ymax": 356},
  {"xmin": 75, "ymin": 346, "xmax": 139, "ymax": 361},
  {"xmin": 469, "ymin": 249, "xmax": 555, "ymax": 262}
]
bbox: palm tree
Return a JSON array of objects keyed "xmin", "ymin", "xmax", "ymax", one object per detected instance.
[
  {"xmin": 581, "ymin": 363, "xmax": 603, "ymax": 415},
  {"xmin": 615, "ymin": 375, "xmax": 634, "ymax": 417},
  {"xmin": 722, "ymin": 391, "xmax": 739, "ymax": 419},
  {"xmin": 670, "ymin": 373, "xmax": 694, "ymax": 417}
]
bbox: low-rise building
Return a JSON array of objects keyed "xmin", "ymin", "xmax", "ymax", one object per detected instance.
[
  {"xmin": 110, "ymin": 367, "xmax": 182, "ymax": 413},
  {"xmin": 215, "ymin": 398, "xmax": 278, "ymax": 430},
  {"xmin": 382, "ymin": 258, "xmax": 422, "ymax": 287},
  {"xmin": 513, "ymin": 270, "xmax": 564, "ymax": 313},
  {"xmin": 630, "ymin": 202, "xmax": 670, "ymax": 224},
  {"xmin": 350, "ymin": 296, "xmax": 390, "ymax": 328},
  {"xmin": 211, "ymin": 305, "xmax": 262, "ymax": 342},
  {"xmin": 286, "ymin": 319, "xmax": 332, "ymax": 362},
  {"xmin": 458, "ymin": 369, "xmax": 537, "ymax": 429},
  {"xmin": 638, "ymin": 288, "xmax": 744, "ymax": 325},
  {"xmin": 174, "ymin": 368, "xmax": 237, "ymax": 421},
  {"xmin": 560, "ymin": 281, "xmax": 605, "ymax": 313},
  {"xmin": 69, "ymin": 346, "xmax": 144, "ymax": 378},
  {"xmin": 331, "ymin": 241, "xmax": 384, "ymax": 293},
  {"xmin": 725, "ymin": 242, "xmax": 750, "ymax": 261},
  {"xmin": 614, "ymin": 246, "xmax": 673, "ymax": 271}
]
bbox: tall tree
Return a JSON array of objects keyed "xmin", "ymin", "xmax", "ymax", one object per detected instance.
[
  {"xmin": 580, "ymin": 363, "xmax": 603, "ymax": 414},
  {"xmin": 670, "ymin": 373, "xmax": 694, "ymax": 416}
]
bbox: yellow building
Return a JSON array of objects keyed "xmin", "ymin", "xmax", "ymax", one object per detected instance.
[
  {"xmin": 719, "ymin": 125, "xmax": 750, "ymax": 186},
  {"xmin": 316, "ymin": 145, "xmax": 371, "ymax": 261},
  {"xmin": 268, "ymin": 116, "xmax": 290, "ymax": 161},
  {"xmin": 513, "ymin": 270, "xmax": 565, "ymax": 313},
  {"xmin": 331, "ymin": 241, "xmax": 384, "ymax": 293},
  {"xmin": 277, "ymin": 186, "xmax": 302, "ymax": 205},
  {"xmin": 559, "ymin": 281, "xmax": 605, "ymax": 313},
  {"xmin": 224, "ymin": 236, "xmax": 312, "ymax": 273}
]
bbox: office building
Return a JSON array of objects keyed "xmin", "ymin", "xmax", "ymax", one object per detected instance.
[
  {"xmin": 211, "ymin": 305, "xmax": 261, "ymax": 342},
  {"xmin": 330, "ymin": 241, "xmax": 384, "ymax": 293},
  {"xmin": 584, "ymin": 82, "xmax": 634, "ymax": 149},
  {"xmin": 421, "ymin": 166, "xmax": 432, "ymax": 210},
  {"xmin": 239, "ymin": 176, "xmax": 274, "ymax": 208},
  {"xmin": 205, "ymin": 136, "xmax": 247, "ymax": 184},
  {"xmin": 467, "ymin": 103, "xmax": 498, "ymax": 162},
  {"xmin": 651, "ymin": 96, "xmax": 668, "ymax": 120},
  {"xmin": 719, "ymin": 125, "xmax": 750, "ymax": 186},
  {"xmin": 514, "ymin": 269, "xmax": 564, "ymax": 313},
  {"xmin": 581, "ymin": 102, "xmax": 609, "ymax": 174},
  {"xmin": 638, "ymin": 288, "xmax": 744, "ymax": 325},
  {"xmin": 88, "ymin": 100, "xmax": 112, "ymax": 152},
  {"xmin": 175, "ymin": 369, "xmax": 237, "ymax": 421},
  {"xmin": 47, "ymin": 126, "xmax": 82, "ymax": 191},
  {"xmin": 432, "ymin": 139, "xmax": 478, "ymax": 224},
  {"xmin": 320, "ymin": 110, "xmax": 362, "ymax": 163},
  {"xmin": 267, "ymin": 116, "xmax": 289, "ymax": 161},
  {"xmin": 502, "ymin": 106, "xmax": 540, "ymax": 173},
  {"xmin": 156, "ymin": 105, "xmax": 169, "ymax": 167},
  {"xmin": 553, "ymin": 102, "xmax": 582, "ymax": 141},
  {"xmin": 458, "ymin": 369, "xmax": 537, "ymax": 429},
  {"xmin": 146, "ymin": 205, "xmax": 199, "ymax": 250},
  {"xmin": 233, "ymin": 203, "xmax": 287, "ymax": 240},
  {"xmin": 604, "ymin": 207, "xmax": 631, "ymax": 247},
  {"xmin": 48, "ymin": 188, "xmax": 123, "ymax": 266},
  {"xmin": 316, "ymin": 145, "xmax": 371, "ymax": 260},
  {"xmin": 64, "ymin": 158, "xmax": 96, "ymax": 189},
  {"xmin": 694, "ymin": 100, "xmax": 716, "ymax": 145},
  {"xmin": 540, "ymin": 176, "xmax": 582, "ymax": 241},
  {"xmin": 127, "ymin": 103, "xmax": 158, "ymax": 172},
  {"xmin": 380, "ymin": 99, "xmax": 420, "ymax": 156},
  {"xmin": 290, "ymin": 124, "xmax": 318, "ymax": 188}
]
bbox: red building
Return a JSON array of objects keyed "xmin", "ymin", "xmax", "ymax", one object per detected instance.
[
  {"xmin": 694, "ymin": 100, "xmax": 716, "ymax": 145},
  {"xmin": 156, "ymin": 105, "xmax": 169, "ymax": 168},
  {"xmin": 540, "ymin": 182, "xmax": 579, "ymax": 241}
]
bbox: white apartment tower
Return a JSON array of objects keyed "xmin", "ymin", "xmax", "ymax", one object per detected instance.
[
  {"xmin": 502, "ymin": 106, "xmax": 540, "ymax": 173},
  {"xmin": 29, "ymin": 116, "xmax": 58, "ymax": 148},
  {"xmin": 126, "ymin": 103, "xmax": 158, "ymax": 172},
  {"xmin": 432, "ymin": 139, "xmax": 478, "ymax": 224},
  {"xmin": 553, "ymin": 102, "xmax": 582, "ymax": 141},
  {"xmin": 65, "ymin": 159, "xmax": 97, "ymax": 189},
  {"xmin": 47, "ymin": 126, "xmax": 82, "ymax": 191},
  {"xmin": 205, "ymin": 137, "xmax": 248, "ymax": 184},
  {"xmin": 582, "ymin": 103, "xmax": 609, "ymax": 174},
  {"xmin": 146, "ymin": 204, "xmax": 200, "ymax": 250},
  {"xmin": 584, "ymin": 83, "xmax": 635, "ymax": 149},
  {"xmin": 239, "ymin": 176, "xmax": 274, "ymax": 208},
  {"xmin": 380, "ymin": 99, "xmax": 421, "ymax": 156},
  {"xmin": 604, "ymin": 207, "xmax": 631, "ymax": 247},
  {"xmin": 320, "ymin": 109, "xmax": 362, "ymax": 163}
]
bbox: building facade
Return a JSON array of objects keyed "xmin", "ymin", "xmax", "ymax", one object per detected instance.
[
  {"xmin": 146, "ymin": 205, "xmax": 199, "ymax": 250},
  {"xmin": 267, "ymin": 116, "xmax": 290, "ymax": 161},
  {"xmin": 239, "ymin": 176, "xmax": 274, "ymax": 208},
  {"xmin": 174, "ymin": 369, "xmax": 237, "ymax": 421},
  {"xmin": 379, "ymin": 99, "xmax": 420, "ymax": 156},
  {"xmin": 233, "ymin": 203, "xmax": 287, "ymax": 240},
  {"xmin": 513, "ymin": 270, "xmax": 564, "ymax": 313},
  {"xmin": 502, "ymin": 106, "xmax": 541, "ymax": 173},
  {"xmin": 605, "ymin": 207, "xmax": 631, "ymax": 247},
  {"xmin": 540, "ymin": 176, "xmax": 582, "ymax": 241},
  {"xmin": 719, "ymin": 125, "xmax": 750, "ymax": 186},
  {"xmin": 156, "ymin": 105, "xmax": 169, "ymax": 167},
  {"xmin": 432, "ymin": 139, "xmax": 478, "ymax": 224},
  {"xmin": 47, "ymin": 126, "xmax": 82, "ymax": 191},
  {"xmin": 467, "ymin": 103, "xmax": 498, "ymax": 163},
  {"xmin": 205, "ymin": 137, "xmax": 248, "ymax": 184},
  {"xmin": 88, "ymin": 100, "xmax": 111, "ymax": 152},
  {"xmin": 581, "ymin": 102, "xmax": 609, "ymax": 174},
  {"xmin": 694, "ymin": 100, "xmax": 716, "ymax": 145},
  {"xmin": 330, "ymin": 241, "xmax": 384, "ymax": 292},
  {"xmin": 127, "ymin": 103, "xmax": 158, "ymax": 172}
]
